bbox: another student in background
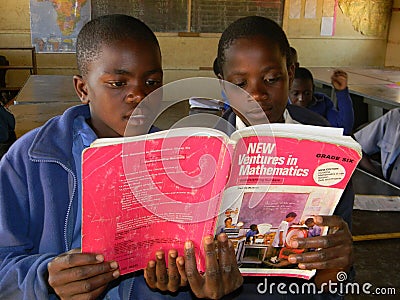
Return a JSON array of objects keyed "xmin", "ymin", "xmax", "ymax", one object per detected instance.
[
  {"xmin": 289, "ymin": 67, "xmax": 354, "ymax": 135},
  {"xmin": 245, "ymin": 224, "xmax": 259, "ymax": 243},
  {"xmin": 305, "ymin": 217, "xmax": 322, "ymax": 238},
  {"xmin": 354, "ymin": 107, "xmax": 400, "ymax": 187},
  {"xmin": 0, "ymin": 102, "xmax": 16, "ymax": 158},
  {"xmin": 215, "ymin": 15, "xmax": 353, "ymax": 298},
  {"xmin": 0, "ymin": 14, "xmax": 242, "ymax": 299},
  {"xmin": 289, "ymin": 46, "xmax": 300, "ymax": 69}
]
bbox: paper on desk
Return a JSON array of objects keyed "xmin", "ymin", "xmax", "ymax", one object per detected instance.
[{"xmin": 354, "ymin": 194, "xmax": 400, "ymax": 211}]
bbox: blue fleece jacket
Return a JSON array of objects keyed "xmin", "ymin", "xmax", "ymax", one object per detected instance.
[
  {"xmin": 0, "ymin": 105, "xmax": 192, "ymax": 299},
  {"xmin": 309, "ymin": 89, "xmax": 354, "ymax": 135}
]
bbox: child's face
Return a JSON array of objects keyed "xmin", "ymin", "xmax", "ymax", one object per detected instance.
[
  {"xmin": 77, "ymin": 39, "xmax": 163, "ymax": 138},
  {"xmin": 289, "ymin": 78, "xmax": 314, "ymax": 108},
  {"xmin": 221, "ymin": 36, "xmax": 294, "ymax": 124}
]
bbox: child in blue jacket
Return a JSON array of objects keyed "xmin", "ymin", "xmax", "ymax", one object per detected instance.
[
  {"xmin": 289, "ymin": 67, "xmax": 354, "ymax": 135},
  {"xmin": 0, "ymin": 14, "xmax": 242, "ymax": 299}
]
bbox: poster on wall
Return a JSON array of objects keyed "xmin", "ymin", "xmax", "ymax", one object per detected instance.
[{"xmin": 30, "ymin": 0, "xmax": 91, "ymax": 53}]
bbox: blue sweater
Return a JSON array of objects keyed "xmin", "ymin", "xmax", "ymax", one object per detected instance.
[
  {"xmin": 0, "ymin": 105, "xmax": 191, "ymax": 299},
  {"xmin": 309, "ymin": 89, "xmax": 354, "ymax": 135}
]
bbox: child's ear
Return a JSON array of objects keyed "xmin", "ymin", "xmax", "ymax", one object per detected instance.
[
  {"xmin": 287, "ymin": 63, "xmax": 295, "ymax": 88},
  {"xmin": 73, "ymin": 75, "xmax": 89, "ymax": 104}
]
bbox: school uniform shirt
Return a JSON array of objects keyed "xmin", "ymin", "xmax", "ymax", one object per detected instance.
[
  {"xmin": 309, "ymin": 89, "xmax": 354, "ymax": 135},
  {"xmin": 308, "ymin": 225, "xmax": 322, "ymax": 237},
  {"xmin": 271, "ymin": 220, "xmax": 289, "ymax": 247},
  {"xmin": 354, "ymin": 108, "xmax": 400, "ymax": 187},
  {"xmin": 235, "ymin": 108, "xmax": 300, "ymax": 130}
]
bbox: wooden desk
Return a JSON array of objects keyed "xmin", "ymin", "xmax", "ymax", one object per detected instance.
[
  {"xmin": 307, "ymin": 67, "xmax": 400, "ymax": 123},
  {"xmin": 14, "ymin": 75, "xmax": 80, "ymax": 104},
  {"xmin": 348, "ymin": 84, "xmax": 400, "ymax": 120},
  {"xmin": 352, "ymin": 168, "xmax": 400, "ymax": 197},
  {"xmin": 342, "ymin": 67, "xmax": 400, "ymax": 83},
  {"xmin": 9, "ymin": 102, "xmax": 78, "ymax": 138},
  {"xmin": 308, "ymin": 67, "xmax": 391, "ymax": 86}
]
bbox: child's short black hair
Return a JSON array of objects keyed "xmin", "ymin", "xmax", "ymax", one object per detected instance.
[
  {"xmin": 250, "ymin": 224, "xmax": 258, "ymax": 231},
  {"xmin": 217, "ymin": 16, "xmax": 291, "ymax": 75},
  {"xmin": 224, "ymin": 217, "xmax": 233, "ymax": 223},
  {"xmin": 305, "ymin": 217, "xmax": 314, "ymax": 226},
  {"xmin": 76, "ymin": 14, "xmax": 160, "ymax": 76},
  {"xmin": 294, "ymin": 67, "xmax": 314, "ymax": 82},
  {"xmin": 286, "ymin": 212, "xmax": 297, "ymax": 218}
]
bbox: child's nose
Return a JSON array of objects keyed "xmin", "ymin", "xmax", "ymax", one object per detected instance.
[
  {"xmin": 125, "ymin": 86, "xmax": 147, "ymax": 104},
  {"xmin": 247, "ymin": 80, "xmax": 268, "ymax": 102}
]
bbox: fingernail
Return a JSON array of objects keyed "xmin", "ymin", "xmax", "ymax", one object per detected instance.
[
  {"xmin": 177, "ymin": 257, "xmax": 184, "ymax": 266},
  {"xmin": 298, "ymin": 263, "xmax": 306, "ymax": 269},
  {"xmin": 185, "ymin": 241, "xmax": 193, "ymax": 249},
  {"xmin": 96, "ymin": 254, "xmax": 104, "ymax": 262},
  {"xmin": 110, "ymin": 261, "xmax": 118, "ymax": 269},
  {"xmin": 291, "ymin": 240, "xmax": 299, "ymax": 248},
  {"xmin": 113, "ymin": 270, "xmax": 120, "ymax": 278},
  {"xmin": 205, "ymin": 236, "xmax": 213, "ymax": 245},
  {"xmin": 170, "ymin": 251, "xmax": 177, "ymax": 258},
  {"xmin": 156, "ymin": 253, "xmax": 163, "ymax": 260},
  {"xmin": 288, "ymin": 256, "xmax": 297, "ymax": 263},
  {"xmin": 219, "ymin": 233, "xmax": 228, "ymax": 242}
]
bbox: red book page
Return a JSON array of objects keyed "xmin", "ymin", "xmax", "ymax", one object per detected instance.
[{"xmin": 82, "ymin": 135, "xmax": 231, "ymax": 275}]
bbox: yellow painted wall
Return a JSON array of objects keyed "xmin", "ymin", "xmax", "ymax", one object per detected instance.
[
  {"xmin": 386, "ymin": 0, "xmax": 400, "ymax": 67},
  {"xmin": 0, "ymin": 0, "xmax": 397, "ymax": 88}
]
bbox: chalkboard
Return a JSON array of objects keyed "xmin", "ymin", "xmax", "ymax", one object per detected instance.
[
  {"xmin": 92, "ymin": 0, "xmax": 284, "ymax": 33},
  {"xmin": 191, "ymin": 0, "xmax": 284, "ymax": 33},
  {"xmin": 92, "ymin": 0, "xmax": 188, "ymax": 32}
]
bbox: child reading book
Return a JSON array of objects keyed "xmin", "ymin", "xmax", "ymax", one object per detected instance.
[
  {"xmin": 0, "ymin": 14, "xmax": 242, "ymax": 299},
  {"xmin": 214, "ymin": 15, "xmax": 354, "ymax": 298}
]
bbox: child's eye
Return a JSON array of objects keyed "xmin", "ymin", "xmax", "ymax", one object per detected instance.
[
  {"xmin": 108, "ymin": 81, "xmax": 126, "ymax": 88},
  {"xmin": 265, "ymin": 77, "xmax": 280, "ymax": 84},
  {"xmin": 146, "ymin": 79, "xmax": 162, "ymax": 87},
  {"xmin": 233, "ymin": 81, "xmax": 246, "ymax": 88}
]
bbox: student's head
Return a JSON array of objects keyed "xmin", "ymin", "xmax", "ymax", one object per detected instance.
[
  {"xmin": 285, "ymin": 212, "xmax": 297, "ymax": 222},
  {"xmin": 216, "ymin": 15, "xmax": 294, "ymax": 124},
  {"xmin": 224, "ymin": 217, "xmax": 233, "ymax": 226},
  {"xmin": 250, "ymin": 224, "xmax": 258, "ymax": 232},
  {"xmin": 74, "ymin": 14, "xmax": 163, "ymax": 138},
  {"xmin": 289, "ymin": 46, "xmax": 300, "ymax": 69},
  {"xmin": 305, "ymin": 217, "xmax": 315, "ymax": 227},
  {"xmin": 289, "ymin": 67, "xmax": 315, "ymax": 108}
]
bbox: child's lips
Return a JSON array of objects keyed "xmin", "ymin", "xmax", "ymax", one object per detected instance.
[{"xmin": 128, "ymin": 114, "xmax": 148, "ymax": 126}]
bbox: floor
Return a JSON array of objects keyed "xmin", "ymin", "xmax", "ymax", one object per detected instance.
[{"xmin": 347, "ymin": 210, "xmax": 400, "ymax": 299}]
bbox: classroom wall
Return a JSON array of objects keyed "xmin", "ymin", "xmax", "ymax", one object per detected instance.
[
  {"xmin": 385, "ymin": 0, "xmax": 400, "ymax": 67},
  {"xmin": 0, "ymin": 0, "xmax": 397, "ymax": 87}
]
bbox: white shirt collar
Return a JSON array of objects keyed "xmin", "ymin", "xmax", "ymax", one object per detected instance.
[{"xmin": 235, "ymin": 109, "xmax": 300, "ymax": 129}]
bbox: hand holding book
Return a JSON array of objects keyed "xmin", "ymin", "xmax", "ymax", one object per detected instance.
[
  {"xmin": 286, "ymin": 215, "xmax": 353, "ymax": 285},
  {"xmin": 145, "ymin": 233, "xmax": 243, "ymax": 298}
]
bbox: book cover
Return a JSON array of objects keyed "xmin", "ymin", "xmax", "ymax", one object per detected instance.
[
  {"xmin": 81, "ymin": 124, "xmax": 361, "ymax": 279},
  {"xmin": 81, "ymin": 128, "xmax": 232, "ymax": 275},
  {"xmin": 215, "ymin": 124, "xmax": 361, "ymax": 279}
]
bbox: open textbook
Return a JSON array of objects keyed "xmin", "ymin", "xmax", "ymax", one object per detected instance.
[{"xmin": 81, "ymin": 124, "xmax": 362, "ymax": 279}]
